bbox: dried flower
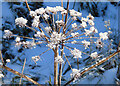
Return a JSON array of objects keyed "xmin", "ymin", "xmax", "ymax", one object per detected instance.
[
  {"xmin": 99, "ymin": 32, "xmax": 108, "ymax": 40},
  {"xmin": 91, "ymin": 52, "xmax": 98, "ymax": 59},
  {"xmin": 3, "ymin": 30, "xmax": 13, "ymax": 38},
  {"xmin": 71, "ymin": 48, "xmax": 82, "ymax": 58},
  {"xmin": 15, "ymin": 17, "xmax": 27, "ymax": 27},
  {"xmin": 82, "ymin": 40, "xmax": 90, "ymax": 49}
]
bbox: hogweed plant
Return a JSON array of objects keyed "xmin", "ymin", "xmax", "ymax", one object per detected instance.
[{"xmin": 2, "ymin": 1, "xmax": 120, "ymax": 85}]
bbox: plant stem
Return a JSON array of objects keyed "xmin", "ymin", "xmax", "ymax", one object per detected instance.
[{"xmin": 54, "ymin": 45, "xmax": 58, "ymax": 85}]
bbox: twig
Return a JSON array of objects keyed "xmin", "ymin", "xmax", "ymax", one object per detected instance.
[
  {"xmin": 0, "ymin": 64, "xmax": 42, "ymax": 86},
  {"xmin": 0, "ymin": 50, "xmax": 4, "ymax": 65},
  {"xmin": 25, "ymin": 0, "xmax": 31, "ymax": 12},
  {"xmin": 64, "ymin": 50, "xmax": 120, "ymax": 86},
  {"xmin": 19, "ymin": 58, "xmax": 26, "ymax": 85}
]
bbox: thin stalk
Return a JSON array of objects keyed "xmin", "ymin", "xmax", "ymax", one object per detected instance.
[
  {"xmin": 19, "ymin": 58, "xmax": 26, "ymax": 85},
  {"xmin": 54, "ymin": 46, "xmax": 58, "ymax": 85}
]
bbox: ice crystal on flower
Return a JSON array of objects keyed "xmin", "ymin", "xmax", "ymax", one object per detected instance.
[
  {"xmin": 70, "ymin": 9, "xmax": 82, "ymax": 17},
  {"xmin": 32, "ymin": 20, "xmax": 39, "ymax": 27},
  {"xmin": 81, "ymin": 21, "xmax": 87, "ymax": 28},
  {"xmin": 82, "ymin": 40, "xmax": 90, "ymax": 49},
  {"xmin": 81, "ymin": 17, "xmax": 88, "ymax": 22},
  {"xmin": 15, "ymin": 17, "xmax": 27, "ymax": 27},
  {"xmin": 72, "ymin": 23, "xmax": 77, "ymax": 29},
  {"xmin": 3, "ymin": 30, "xmax": 13, "ymax": 38},
  {"xmin": 71, "ymin": 48, "xmax": 82, "ymax": 58},
  {"xmin": 84, "ymin": 29, "xmax": 92, "ymax": 36},
  {"xmin": 99, "ymin": 32, "xmax": 108, "ymax": 40},
  {"xmin": 15, "ymin": 37, "xmax": 20, "ymax": 42},
  {"xmin": 91, "ymin": 52, "xmax": 98, "ymax": 59},
  {"xmin": 35, "ymin": 8, "xmax": 45, "ymax": 15},
  {"xmin": 32, "ymin": 56, "xmax": 40, "ymax": 62},
  {"xmin": 56, "ymin": 6, "xmax": 65, "ymax": 11},
  {"xmin": 30, "ymin": 11, "xmax": 37, "ymax": 17},
  {"xmin": 34, "ymin": 31, "xmax": 45, "ymax": 38},
  {"xmin": 55, "ymin": 55, "xmax": 64, "ymax": 63},
  {"xmin": 90, "ymin": 26, "xmax": 98, "ymax": 33}
]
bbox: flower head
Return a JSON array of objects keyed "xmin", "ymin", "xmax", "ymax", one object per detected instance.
[
  {"xmin": 82, "ymin": 40, "xmax": 90, "ymax": 49},
  {"xmin": 3, "ymin": 30, "xmax": 13, "ymax": 38},
  {"xmin": 91, "ymin": 52, "xmax": 98, "ymax": 59},
  {"xmin": 99, "ymin": 32, "xmax": 108, "ymax": 40},
  {"xmin": 71, "ymin": 48, "xmax": 82, "ymax": 58},
  {"xmin": 15, "ymin": 17, "xmax": 27, "ymax": 27}
]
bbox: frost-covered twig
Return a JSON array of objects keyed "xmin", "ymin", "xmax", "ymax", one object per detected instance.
[{"xmin": 64, "ymin": 50, "xmax": 120, "ymax": 86}]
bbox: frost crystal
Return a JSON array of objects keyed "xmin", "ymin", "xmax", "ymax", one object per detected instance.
[
  {"xmin": 32, "ymin": 56, "xmax": 40, "ymax": 62},
  {"xmin": 71, "ymin": 48, "xmax": 82, "ymax": 58},
  {"xmin": 55, "ymin": 55, "xmax": 64, "ymax": 63},
  {"xmin": 3, "ymin": 30, "xmax": 13, "ymax": 38},
  {"xmin": 82, "ymin": 40, "xmax": 90, "ymax": 49},
  {"xmin": 99, "ymin": 32, "xmax": 108, "ymax": 40},
  {"xmin": 15, "ymin": 17, "xmax": 27, "ymax": 27},
  {"xmin": 91, "ymin": 52, "xmax": 98, "ymax": 59}
]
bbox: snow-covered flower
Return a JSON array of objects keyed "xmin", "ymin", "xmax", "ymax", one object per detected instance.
[
  {"xmin": 56, "ymin": 20, "xmax": 64, "ymax": 26},
  {"xmin": 71, "ymin": 48, "xmax": 82, "ymax": 58},
  {"xmin": 99, "ymin": 32, "xmax": 108, "ymax": 40},
  {"xmin": 45, "ymin": 7, "xmax": 57, "ymax": 14},
  {"xmin": 70, "ymin": 68, "xmax": 81, "ymax": 82},
  {"xmin": 34, "ymin": 31, "xmax": 45, "ymax": 38},
  {"xmin": 30, "ymin": 11, "xmax": 37, "ymax": 17},
  {"xmin": 47, "ymin": 32, "xmax": 66, "ymax": 48},
  {"xmin": 22, "ymin": 41, "xmax": 36, "ymax": 48},
  {"xmin": 90, "ymin": 52, "xmax": 98, "ymax": 59},
  {"xmin": 61, "ymin": 10, "xmax": 67, "ymax": 15},
  {"xmin": 35, "ymin": 8, "xmax": 45, "ymax": 15},
  {"xmin": 95, "ymin": 39, "xmax": 103, "ymax": 48},
  {"xmin": 32, "ymin": 56, "xmax": 40, "ymax": 62},
  {"xmin": 45, "ymin": 26, "xmax": 52, "ymax": 33},
  {"xmin": 90, "ymin": 26, "xmax": 98, "ymax": 33},
  {"xmin": 88, "ymin": 20, "xmax": 94, "ymax": 26},
  {"xmin": 80, "ymin": 21, "xmax": 87, "ymax": 28},
  {"xmin": 70, "ymin": 9, "xmax": 82, "ymax": 17},
  {"xmin": 87, "ymin": 13, "xmax": 94, "ymax": 20},
  {"xmin": 15, "ymin": 37, "xmax": 20, "ymax": 42},
  {"xmin": 72, "ymin": 23, "xmax": 77, "ymax": 29},
  {"xmin": 15, "ymin": 17, "xmax": 27, "ymax": 27},
  {"xmin": 56, "ymin": 6, "xmax": 65, "ymax": 11},
  {"xmin": 71, "ymin": 16, "xmax": 77, "ymax": 20},
  {"xmin": 15, "ymin": 42, "xmax": 22, "ymax": 48},
  {"xmin": 32, "ymin": 20, "xmax": 40, "ymax": 27},
  {"xmin": 0, "ymin": 73, "xmax": 4, "ymax": 78},
  {"xmin": 3, "ymin": 30, "xmax": 13, "ymax": 38},
  {"xmin": 84, "ymin": 29, "xmax": 92, "ymax": 36},
  {"xmin": 81, "ymin": 17, "xmax": 88, "ymax": 22},
  {"xmin": 34, "ymin": 16, "xmax": 40, "ymax": 22},
  {"xmin": 55, "ymin": 55, "xmax": 64, "ymax": 63},
  {"xmin": 71, "ymin": 32, "xmax": 79, "ymax": 37},
  {"xmin": 6, "ymin": 59, "xmax": 10, "ymax": 63},
  {"xmin": 82, "ymin": 40, "xmax": 90, "ymax": 49},
  {"xmin": 43, "ymin": 13, "xmax": 49, "ymax": 20}
]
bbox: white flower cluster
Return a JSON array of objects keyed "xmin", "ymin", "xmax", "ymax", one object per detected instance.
[
  {"xmin": 71, "ymin": 48, "xmax": 82, "ymax": 58},
  {"xmin": 70, "ymin": 69, "xmax": 81, "ymax": 82},
  {"xmin": 70, "ymin": 9, "xmax": 82, "ymax": 17},
  {"xmin": 15, "ymin": 17, "xmax": 28, "ymax": 27},
  {"xmin": 90, "ymin": 52, "xmax": 98, "ymax": 59},
  {"xmin": 32, "ymin": 16, "xmax": 40, "ymax": 27},
  {"xmin": 56, "ymin": 20, "xmax": 64, "ymax": 27},
  {"xmin": 95, "ymin": 39, "xmax": 103, "ymax": 48},
  {"xmin": 55, "ymin": 55, "xmax": 64, "ymax": 63},
  {"xmin": 32, "ymin": 56, "xmax": 40, "ymax": 62},
  {"xmin": 81, "ymin": 40, "xmax": 90, "ymax": 49},
  {"xmin": 47, "ymin": 32, "xmax": 66, "ymax": 48},
  {"xmin": 72, "ymin": 23, "xmax": 77, "ymax": 29},
  {"xmin": 3, "ymin": 30, "xmax": 13, "ymax": 38},
  {"xmin": 99, "ymin": 32, "xmax": 108, "ymax": 40},
  {"xmin": 71, "ymin": 32, "xmax": 79, "ymax": 37},
  {"xmin": 45, "ymin": 26, "xmax": 52, "ymax": 33}
]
